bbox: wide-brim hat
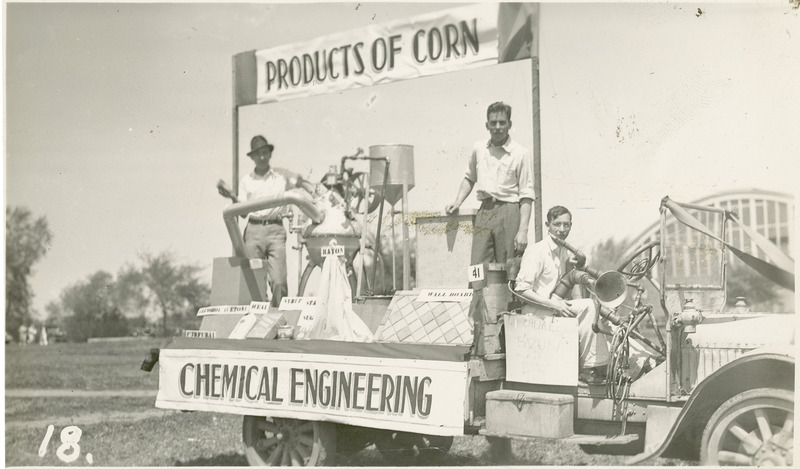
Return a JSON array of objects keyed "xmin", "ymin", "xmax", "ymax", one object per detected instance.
[{"xmin": 247, "ymin": 135, "xmax": 274, "ymax": 156}]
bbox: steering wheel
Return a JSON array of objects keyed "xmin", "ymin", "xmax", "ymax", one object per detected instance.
[{"xmin": 616, "ymin": 241, "xmax": 660, "ymax": 281}]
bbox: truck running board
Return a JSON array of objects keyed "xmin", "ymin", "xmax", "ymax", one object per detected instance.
[{"xmin": 478, "ymin": 429, "xmax": 639, "ymax": 446}]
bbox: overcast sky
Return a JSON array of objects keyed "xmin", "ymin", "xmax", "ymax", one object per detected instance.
[{"xmin": 5, "ymin": 2, "xmax": 799, "ymax": 319}]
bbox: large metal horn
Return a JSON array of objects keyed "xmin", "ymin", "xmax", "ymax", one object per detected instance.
[{"xmin": 594, "ymin": 270, "xmax": 628, "ymax": 308}]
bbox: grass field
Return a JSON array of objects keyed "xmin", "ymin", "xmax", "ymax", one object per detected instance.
[{"xmin": 5, "ymin": 340, "xmax": 691, "ymax": 466}]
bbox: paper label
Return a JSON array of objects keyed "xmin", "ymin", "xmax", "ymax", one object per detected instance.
[
  {"xmin": 415, "ymin": 289, "xmax": 473, "ymax": 302},
  {"xmin": 197, "ymin": 305, "xmax": 250, "ymax": 317},
  {"xmin": 468, "ymin": 264, "xmax": 485, "ymax": 282},
  {"xmin": 321, "ymin": 245, "xmax": 346, "ymax": 257}
]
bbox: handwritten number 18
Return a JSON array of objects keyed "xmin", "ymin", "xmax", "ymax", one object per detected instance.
[{"xmin": 39, "ymin": 425, "xmax": 85, "ymax": 463}]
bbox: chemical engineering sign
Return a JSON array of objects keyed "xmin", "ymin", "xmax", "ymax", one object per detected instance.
[
  {"xmin": 156, "ymin": 345, "xmax": 469, "ymax": 436},
  {"xmin": 235, "ymin": 3, "xmax": 537, "ymax": 104}
]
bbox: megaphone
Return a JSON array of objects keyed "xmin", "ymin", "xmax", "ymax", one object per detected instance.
[{"xmin": 594, "ymin": 270, "xmax": 628, "ymax": 308}]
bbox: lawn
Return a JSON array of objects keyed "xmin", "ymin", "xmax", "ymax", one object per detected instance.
[
  {"xmin": 5, "ymin": 339, "xmax": 166, "ymax": 390},
  {"xmin": 5, "ymin": 340, "xmax": 691, "ymax": 466}
]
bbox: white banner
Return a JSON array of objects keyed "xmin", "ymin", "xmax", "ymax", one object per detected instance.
[
  {"xmin": 255, "ymin": 4, "xmax": 499, "ymax": 103},
  {"xmin": 156, "ymin": 348, "xmax": 468, "ymax": 436}
]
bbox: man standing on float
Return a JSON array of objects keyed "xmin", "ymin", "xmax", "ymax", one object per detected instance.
[
  {"xmin": 239, "ymin": 135, "xmax": 293, "ymax": 307},
  {"xmin": 445, "ymin": 101, "xmax": 534, "ymax": 265}
]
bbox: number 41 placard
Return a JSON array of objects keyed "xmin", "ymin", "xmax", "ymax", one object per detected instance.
[{"xmin": 468, "ymin": 263, "xmax": 485, "ymax": 282}]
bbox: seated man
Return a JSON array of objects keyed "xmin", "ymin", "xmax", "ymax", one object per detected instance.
[
  {"xmin": 514, "ymin": 205, "xmax": 654, "ymax": 384},
  {"xmin": 514, "ymin": 206, "xmax": 608, "ymax": 382}
]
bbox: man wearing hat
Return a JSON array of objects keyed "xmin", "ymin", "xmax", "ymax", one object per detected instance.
[{"xmin": 238, "ymin": 135, "xmax": 295, "ymax": 307}]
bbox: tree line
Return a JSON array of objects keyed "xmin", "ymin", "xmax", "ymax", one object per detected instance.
[
  {"xmin": 6, "ymin": 205, "xmax": 783, "ymax": 342},
  {"xmin": 6, "ymin": 206, "xmax": 209, "ymax": 342}
]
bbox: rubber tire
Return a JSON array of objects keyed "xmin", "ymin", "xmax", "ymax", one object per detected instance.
[
  {"xmin": 242, "ymin": 415, "xmax": 337, "ymax": 466},
  {"xmin": 700, "ymin": 388, "xmax": 794, "ymax": 466},
  {"xmin": 374, "ymin": 431, "xmax": 453, "ymax": 464}
]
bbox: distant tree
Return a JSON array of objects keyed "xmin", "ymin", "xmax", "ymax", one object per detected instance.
[
  {"xmin": 60, "ymin": 271, "xmax": 130, "ymax": 342},
  {"xmin": 5, "ymin": 206, "xmax": 53, "ymax": 335},
  {"xmin": 119, "ymin": 252, "xmax": 210, "ymax": 337},
  {"xmin": 725, "ymin": 260, "xmax": 781, "ymax": 311},
  {"xmin": 44, "ymin": 301, "xmax": 65, "ymax": 327},
  {"xmin": 588, "ymin": 237, "xmax": 631, "ymax": 272}
]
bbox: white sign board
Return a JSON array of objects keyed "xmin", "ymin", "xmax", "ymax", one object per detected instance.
[
  {"xmin": 415, "ymin": 289, "xmax": 473, "ymax": 302},
  {"xmin": 504, "ymin": 313, "xmax": 578, "ymax": 386},
  {"xmin": 468, "ymin": 263, "xmax": 485, "ymax": 282},
  {"xmin": 183, "ymin": 330, "xmax": 217, "ymax": 339},
  {"xmin": 197, "ymin": 305, "xmax": 250, "ymax": 317},
  {"xmin": 321, "ymin": 245, "xmax": 345, "ymax": 258},
  {"xmin": 254, "ymin": 4, "xmax": 500, "ymax": 103},
  {"xmin": 279, "ymin": 297, "xmax": 308, "ymax": 311},
  {"xmin": 156, "ymin": 348, "xmax": 468, "ymax": 436},
  {"xmin": 294, "ymin": 298, "xmax": 319, "ymax": 339},
  {"xmin": 249, "ymin": 301, "xmax": 271, "ymax": 313}
]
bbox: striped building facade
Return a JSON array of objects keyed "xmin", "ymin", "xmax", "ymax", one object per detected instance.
[{"xmin": 625, "ymin": 189, "xmax": 794, "ymax": 312}]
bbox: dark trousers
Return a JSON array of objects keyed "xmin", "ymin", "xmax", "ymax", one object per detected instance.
[
  {"xmin": 470, "ymin": 200, "xmax": 520, "ymax": 265},
  {"xmin": 243, "ymin": 222, "xmax": 288, "ymax": 307}
]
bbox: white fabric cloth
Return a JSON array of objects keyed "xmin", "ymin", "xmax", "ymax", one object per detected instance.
[
  {"xmin": 464, "ymin": 137, "xmax": 535, "ymax": 203},
  {"xmin": 306, "ymin": 255, "xmax": 373, "ymax": 342}
]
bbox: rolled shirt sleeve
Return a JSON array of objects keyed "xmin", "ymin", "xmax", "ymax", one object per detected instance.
[
  {"xmin": 517, "ymin": 148, "xmax": 535, "ymax": 201},
  {"xmin": 464, "ymin": 145, "xmax": 478, "ymax": 183}
]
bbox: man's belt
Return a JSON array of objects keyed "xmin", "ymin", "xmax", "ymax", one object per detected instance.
[
  {"xmin": 249, "ymin": 217, "xmax": 283, "ymax": 225},
  {"xmin": 480, "ymin": 197, "xmax": 517, "ymax": 206}
]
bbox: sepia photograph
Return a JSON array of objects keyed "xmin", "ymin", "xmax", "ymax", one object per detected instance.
[{"xmin": 5, "ymin": 1, "xmax": 798, "ymax": 466}]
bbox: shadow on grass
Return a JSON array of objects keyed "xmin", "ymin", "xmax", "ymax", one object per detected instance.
[
  {"xmin": 337, "ymin": 447, "xmax": 495, "ymax": 466},
  {"xmin": 174, "ymin": 452, "xmax": 248, "ymax": 466}
]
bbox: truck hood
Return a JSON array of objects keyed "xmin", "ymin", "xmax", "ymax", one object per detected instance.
[{"xmin": 687, "ymin": 313, "xmax": 795, "ymax": 349}]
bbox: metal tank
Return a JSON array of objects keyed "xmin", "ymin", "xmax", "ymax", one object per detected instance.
[{"xmin": 368, "ymin": 145, "xmax": 415, "ymax": 290}]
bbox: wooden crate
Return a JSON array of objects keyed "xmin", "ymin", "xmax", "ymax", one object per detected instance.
[{"xmin": 485, "ymin": 390, "xmax": 574, "ymax": 438}]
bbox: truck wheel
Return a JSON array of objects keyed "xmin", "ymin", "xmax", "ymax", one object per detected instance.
[
  {"xmin": 700, "ymin": 388, "xmax": 793, "ymax": 466},
  {"xmin": 242, "ymin": 415, "xmax": 336, "ymax": 466},
  {"xmin": 375, "ymin": 431, "xmax": 453, "ymax": 464}
]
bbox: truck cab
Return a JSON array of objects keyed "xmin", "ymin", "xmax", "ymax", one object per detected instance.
[{"xmin": 466, "ymin": 196, "xmax": 794, "ymax": 466}]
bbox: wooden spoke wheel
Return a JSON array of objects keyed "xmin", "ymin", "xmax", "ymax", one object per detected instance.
[
  {"xmin": 701, "ymin": 388, "xmax": 794, "ymax": 466},
  {"xmin": 374, "ymin": 431, "xmax": 453, "ymax": 464},
  {"xmin": 344, "ymin": 171, "xmax": 382, "ymax": 215},
  {"xmin": 242, "ymin": 416, "xmax": 336, "ymax": 466}
]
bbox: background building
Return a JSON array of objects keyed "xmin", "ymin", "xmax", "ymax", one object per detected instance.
[{"xmin": 625, "ymin": 189, "xmax": 794, "ymax": 313}]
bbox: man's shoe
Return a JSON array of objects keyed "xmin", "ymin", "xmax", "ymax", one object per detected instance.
[{"xmin": 578, "ymin": 365, "xmax": 607, "ymax": 385}]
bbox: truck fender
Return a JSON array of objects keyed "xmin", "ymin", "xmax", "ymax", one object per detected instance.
[{"xmin": 627, "ymin": 349, "xmax": 794, "ymax": 464}]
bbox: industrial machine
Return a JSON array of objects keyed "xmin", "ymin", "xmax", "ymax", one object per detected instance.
[{"xmin": 143, "ymin": 153, "xmax": 794, "ymax": 466}]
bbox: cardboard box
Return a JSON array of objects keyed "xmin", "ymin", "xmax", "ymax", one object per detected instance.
[{"xmin": 485, "ymin": 390, "xmax": 574, "ymax": 438}]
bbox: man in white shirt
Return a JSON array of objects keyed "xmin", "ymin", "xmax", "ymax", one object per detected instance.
[
  {"xmin": 514, "ymin": 205, "xmax": 610, "ymax": 383},
  {"xmin": 239, "ymin": 135, "xmax": 294, "ymax": 307},
  {"xmin": 445, "ymin": 102, "xmax": 534, "ymax": 265}
]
